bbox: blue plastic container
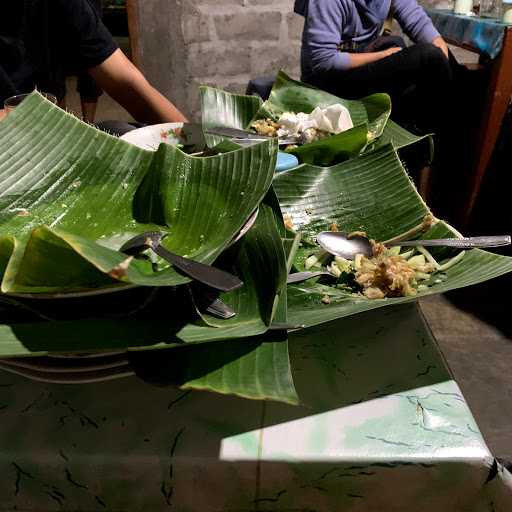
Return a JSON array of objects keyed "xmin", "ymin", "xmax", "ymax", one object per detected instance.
[{"xmin": 276, "ymin": 151, "xmax": 299, "ymax": 173}]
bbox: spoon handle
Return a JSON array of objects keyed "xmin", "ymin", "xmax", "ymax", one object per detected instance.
[
  {"xmin": 153, "ymin": 245, "xmax": 243, "ymax": 292},
  {"xmin": 287, "ymin": 271, "xmax": 333, "ymax": 284},
  {"xmin": 206, "ymin": 127, "xmax": 297, "ymax": 145},
  {"xmin": 389, "ymin": 235, "xmax": 511, "ymax": 249}
]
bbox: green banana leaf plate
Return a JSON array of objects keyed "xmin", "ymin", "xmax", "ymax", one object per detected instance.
[
  {"xmin": 0, "ymin": 92, "xmax": 277, "ymax": 296},
  {"xmin": 0, "ymin": 95, "xmax": 297, "ymax": 402},
  {"xmin": 0, "ymin": 85, "xmax": 511, "ymax": 406},
  {"xmin": 275, "ymin": 146, "xmax": 512, "ymax": 327},
  {"xmin": 201, "ymin": 70, "xmax": 432, "ymax": 166}
]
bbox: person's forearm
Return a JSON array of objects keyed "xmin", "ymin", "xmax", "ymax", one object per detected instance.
[
  {"xmin": 305, "ymin": 0, "xmax": 351, "ymax": 73},
  {"xmin": 89, "ymin": 49, "xmax": 188, "ymax": 124},
  {"xmin": 101, "ymin": 78, "xmax": 187, "ymax": 124},
  {"xmin": 393, "ymin": 0, "xmax": 441, "ymax": 44},
  {"xmin": 348, "ymin": 47, "xmax": 402, "ymax": 69}
]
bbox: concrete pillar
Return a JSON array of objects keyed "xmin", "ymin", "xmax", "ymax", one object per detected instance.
[{"xmin": 130, "ymin": 0, "xmax": 303, "ymax": 120}]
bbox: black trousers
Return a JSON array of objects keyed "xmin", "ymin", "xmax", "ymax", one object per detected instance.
[{"xmin": 307, "ymin": 40, "xmax": 458, "ymax": 135}]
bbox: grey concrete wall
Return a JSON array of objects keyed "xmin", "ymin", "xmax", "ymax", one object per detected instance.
[
  {"xmin": 134, "ymin": 0, "xmax": 464, "ymax": 120},
  {"xmin": 135, "ymin": 0, "xmax": 188, "ymax": 117},
  {"xmin": 135, "ymin": 0, "xmax": 303, "ymax": 120}
]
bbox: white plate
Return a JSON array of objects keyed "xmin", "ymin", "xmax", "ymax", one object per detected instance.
[
  {"xmin": 0, "ymin": 352, "xmax": 129, "ymax": 373},
  {"xmin": 120, "ymin": 123, "xmax": 183, "ymax": 151},
  {"xmin": 0, "ymin": 361, "xmax": 134, "ymax": 384},
  {"xmin": 120, "ymin": 124, "xmax": 300, "ymax": 173}
]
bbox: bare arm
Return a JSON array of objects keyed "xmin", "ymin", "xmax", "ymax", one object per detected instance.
[
  {"xmin": 348, "ymin": 47, "xmax": 403, "ymax": 68},
  {"xmin": 88, "ymin": 49, "xmax": 188, "ymax": 124}
]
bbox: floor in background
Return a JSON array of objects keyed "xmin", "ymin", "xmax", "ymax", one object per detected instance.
[{"xmin": 420, "ymin": 282, "xmax": 512, "ymax": 461}]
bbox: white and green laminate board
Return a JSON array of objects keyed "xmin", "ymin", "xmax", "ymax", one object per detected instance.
[{"xmin": 0, "ymin": 303, "xmax": 510, "ymax": 511}]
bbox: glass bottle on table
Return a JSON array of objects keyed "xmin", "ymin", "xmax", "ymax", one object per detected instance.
[
  {"xmin": 454, "ymin": 0, "xmax": 474, "ymax": 15},
  {"xmin": 504, "ymin": 0, "xmax": 512, "ymax": 22},
  {"xmin": 4, "ymin": 92, "xmax": 57, "ymax": 116}
]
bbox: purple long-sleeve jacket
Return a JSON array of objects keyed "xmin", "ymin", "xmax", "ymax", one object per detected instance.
[{"xmin": 295, "ymin": 0, "xmax": 440, "ymax": 81}]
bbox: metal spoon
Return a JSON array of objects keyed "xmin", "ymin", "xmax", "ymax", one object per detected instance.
[
  {"xmin": 206, "ymin": 126, "xmax": 298, "ymax": 145},
  {"xmin": 287, "ymin": 271, "xmax": 334, "ymax": 284},
  {"xmin": 188, "ymin": 284, "xmax": 237, "ymax": 320},
  {"xmin": 316, "ymin": 232, "xmax": 511, "ymax": 260},
  {"xmin": 119, "ymin": 232, "xmax": 243, "ymax": 292}
]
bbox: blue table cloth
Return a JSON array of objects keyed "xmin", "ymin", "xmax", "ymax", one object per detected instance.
[{"xmin": 427, "ymin": 8, "xmax": 511, "ymax": 58}]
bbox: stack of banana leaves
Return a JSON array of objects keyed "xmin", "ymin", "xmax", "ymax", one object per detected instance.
[{"xmin": 0, "ymin": 72, "xmax": 510, "ymax": 405}]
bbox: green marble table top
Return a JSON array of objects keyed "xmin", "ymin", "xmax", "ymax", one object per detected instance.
[{"xmin": 0, "ymin": 303, "xmax": 510, "ymax": 511}]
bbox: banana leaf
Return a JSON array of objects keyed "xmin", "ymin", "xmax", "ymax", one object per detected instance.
[
  {"xmin": 201, "ymin": 85, "xmax": 262, "ymax": 147},
  {"xmin": 129, "ymin": 229, "xmax": 297, "ymax": 405},
  {"xmin": 0, "ymin": 92, "xmax": 277, "ymax": 295},
  {"xmin": 371, "ymin": 119, "xmax": 434, "ymax": 175},
  {"xmin": 200, "ymin": 71, "xmax": 433, "ymax": 167},
  {"xmin": 128, "ymin": 243, "xmax": 296, "ymax": 404},
  {"xmin": 0, "ymin": 197, "xmax": 298, "ymax": 404},
  {"xmin": 273, "ymin": 144, "xmax": 512, "ymax": 328},
  {"xmin": 129, "ymin": 330, "xmax": 298, "ymax": 405},
  {"xmin": 0, "ymin": 197, "xmax": 289, "ymax": 355},
  {"xmin": 200, "ymin": 75, "xmax": 383, "ymax": 166},
  {"xmin": 254, "ymin": 70, "xmax": 390, "ymax": 137},
  {"xmin": 376, "ymin": 119, "xmax": 431, "ymax": 151},
  {"xmin": 288, "ymin": 123, "xmax": 369, "ymax": 167},
  {"xmin": 254, "ymin": 72, "xmax": 432, "ymax": 154},
  {"xmin": 147, "ymin": 203, "xmax": 297, "ymax": 405}
]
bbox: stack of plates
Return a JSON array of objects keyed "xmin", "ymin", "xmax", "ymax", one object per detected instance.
[{"xmin": 0, "ymin": 352, "xmax": 134, "ymax": 384}]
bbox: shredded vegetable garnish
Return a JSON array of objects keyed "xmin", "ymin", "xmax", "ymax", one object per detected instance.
[{"xmin": 301, "ymin": 239, "xmax": 464, "ymax": 300}]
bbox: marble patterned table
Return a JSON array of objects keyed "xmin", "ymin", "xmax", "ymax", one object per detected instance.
[{"xmin": 0, "ymin": 303, "xmax": 511, "ymax": 511}]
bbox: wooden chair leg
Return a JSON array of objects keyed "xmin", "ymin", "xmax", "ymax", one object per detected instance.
[{"xmin": 126, "ymin": 0, "xmax": 142, "ymax": 68}]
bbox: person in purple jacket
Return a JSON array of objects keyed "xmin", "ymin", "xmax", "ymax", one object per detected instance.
[{"xmin": 295, "ymin": 0, "xmax": 455, "ymax": 133}]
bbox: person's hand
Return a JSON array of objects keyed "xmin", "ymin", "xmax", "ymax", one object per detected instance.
[
  {"xmin": 0, "ymin": 109, "xmax": 6, "ymax": 121},
  {"xmin": 432, "ymin": 36, "xmax": 449, "ymax": 59},
  {"xmin": 349, "ymin": 47, "xmax": 403, "ymax": 68},
  {"xmin": 383, "ymin": 47, "xmax": 403, "ymax": 58}
]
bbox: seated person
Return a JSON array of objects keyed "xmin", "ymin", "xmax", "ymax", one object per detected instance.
[
  {"xmin": 0, "ymin": 0, "xmax": 187, "ymax": 125},
  {"xmin": 294, "ymin": 0, "xmax": 454, "ymax": 133}
]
